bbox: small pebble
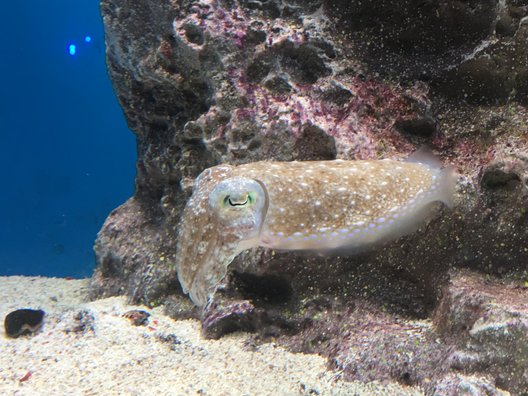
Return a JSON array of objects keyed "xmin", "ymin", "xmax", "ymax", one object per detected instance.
[
  {"xmin": 4, "ymin": 309, "xmax": 45, "ymax": 338},
  {"xmin": 19, "ymin": 371, "xmax": 32, "ymax": 382},
  {"xmin": 122, "ymin": 310, "xmax": 150, "ymax": 326}
]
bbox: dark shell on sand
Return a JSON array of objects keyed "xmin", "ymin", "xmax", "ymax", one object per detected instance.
[
  {"xmin": 122, "ymin": 309, "xmax": 150, "ymax": 326},
  {"xmin": 4, "ymin": 309, "xmax": 45, "ymax": 338}
]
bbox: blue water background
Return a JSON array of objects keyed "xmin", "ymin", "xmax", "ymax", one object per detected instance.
[{"xmin": 0, "ymin": 1, "xmax": 136, "ymax": 277}]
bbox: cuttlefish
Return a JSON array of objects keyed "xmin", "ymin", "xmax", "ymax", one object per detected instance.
[{"xmin": 176, "ymin": 149, "xmax": 456, "ymax": 307}]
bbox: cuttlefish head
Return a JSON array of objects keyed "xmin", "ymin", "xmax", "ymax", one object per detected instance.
[
  {"xmin": 176, "ymin": 175, "xmax": 268, "ymax": 308},
  {"xmin": 208, "ymin": 177, "xmax": 268, "ymax": 238}
]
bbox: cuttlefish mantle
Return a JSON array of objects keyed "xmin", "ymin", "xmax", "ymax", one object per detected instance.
[{"xmin": 176, "ymin": 149, "xmax": 456, "ymax": 307}]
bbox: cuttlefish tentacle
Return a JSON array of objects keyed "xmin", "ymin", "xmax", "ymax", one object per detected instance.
[
  {"xmin": 186, "ymin": 234, "xmax": 242, "ymax": 307},
  {"xmin": 176, "ymin": 150, "xmax": 456, "ymax": 307}
]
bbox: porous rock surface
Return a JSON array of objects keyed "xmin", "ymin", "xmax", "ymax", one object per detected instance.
[{"xmin": 91, "ymin": 0, "xmax": 528, "ymax": 394}]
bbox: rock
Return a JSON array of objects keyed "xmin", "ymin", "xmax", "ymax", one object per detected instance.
[
  {"xmin": 64, "ymin": 310, "xmax": 95, "ymax": 334},
  {"xmin": 94, "ymin": 0, "xmax": 449, "ymax": 308},
  {"xmin": 201, "ymin": 299, "xmax": 258, "ymax": 339},
  {"xmin": 4, "ymin": 309, "xmax": 45, "ymax": 338},
  {"xmin": 433, "ymin": 270, "xmax": 528, "ymax": 395},
  {"xmin": 324, "ymin": 0, "xmax": 497, "ymax": 79},
  {"xmin": 90, "ymin": 197, "xmax": 183, "ymax": 304},
  {"xmin": 122, "ymin": 310, "xmax": 151, "ymax": 326},
  {"xmin": 91, "ymin": 0, "xmax": 528, "ymax": 392},
  {"xmin": 434, "ymin": 7, "xmax": 528, "ymax": 104},
  {"xmin": 298, "ymin": 302, "xmax": 452, "ymax": 387},
  {"xmin": 155, "ymin": 333, "xmax": 182, "ymax": 351},
  {"xmin": 431, "ymin": 373, "xmax": 510, "ymax": 396}
]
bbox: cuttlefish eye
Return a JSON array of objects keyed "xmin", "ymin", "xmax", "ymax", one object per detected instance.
[
  {"xmin": 223, "ymin": 193, "xmax": 255, "ymax": 207},
  {"xmin": 208, "ymin": 177, "xmax": 267, "ymax": 226}
]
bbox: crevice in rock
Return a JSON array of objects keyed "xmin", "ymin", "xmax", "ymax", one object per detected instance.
[{"xmin": 232, "ymin": 272, "xmax": 293, "ymax": 305}]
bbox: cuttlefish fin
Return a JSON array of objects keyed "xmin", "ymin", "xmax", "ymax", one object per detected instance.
[{"xmin": 405, "ymin": 146, "xmax": 457, "ymax": 208}]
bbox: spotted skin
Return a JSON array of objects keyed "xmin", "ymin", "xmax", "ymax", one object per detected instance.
[{"xmin": 176, "ymin": 153, "xmax": 455, "ymax": 307}]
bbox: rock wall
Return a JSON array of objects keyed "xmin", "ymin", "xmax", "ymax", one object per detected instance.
[{"xmin": 91, "ymin": 0, "xmax": 528, "ymax": 393}]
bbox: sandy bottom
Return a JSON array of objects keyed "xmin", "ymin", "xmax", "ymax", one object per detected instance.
[{"xmin": 0, "ymin": 276, "xmax": 423, "ymax": 395}]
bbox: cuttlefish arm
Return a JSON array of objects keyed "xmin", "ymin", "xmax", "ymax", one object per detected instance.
[{"xmin": 182, "ymin": 233, "xmax": 244, "ymax": 308}]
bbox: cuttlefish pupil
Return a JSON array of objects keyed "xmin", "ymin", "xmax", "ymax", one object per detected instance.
[{"xmin": 225, "ymin": 195, "xmax": 249, "ymax": 206}]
